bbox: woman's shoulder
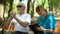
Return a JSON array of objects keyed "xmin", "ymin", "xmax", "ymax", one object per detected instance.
[
  {"xmin": 46, "ymin": 13, "xmax": 53, "ymax": 17},
  {"xmin": 37, "ymin": 16, "xmax": 41, "ymax": 19}
]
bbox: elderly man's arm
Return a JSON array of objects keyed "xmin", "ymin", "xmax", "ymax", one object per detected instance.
[
  {"xmin": 14, "ymin": 15, "xmax": 31, "ymax": 27},
  {"xmin": 7, "ymin": 12, "xmax": 15, "ymax": 25}
]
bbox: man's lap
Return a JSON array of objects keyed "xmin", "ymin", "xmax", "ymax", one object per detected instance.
[{"xmin": 12, "ymin": 31, "xmax": 28, "ymax": 34}]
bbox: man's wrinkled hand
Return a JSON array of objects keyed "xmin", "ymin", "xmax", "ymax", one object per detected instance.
[{"xmin": 10, "ymin": 12, "xmax": 16, "ymax": 18}]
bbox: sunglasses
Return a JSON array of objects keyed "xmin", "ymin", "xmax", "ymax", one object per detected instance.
[{"xmin": 17, "ymin": 5, "xmax": 23, "ymax": 8}]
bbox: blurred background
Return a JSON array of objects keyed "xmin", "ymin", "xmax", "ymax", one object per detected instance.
[{"xmin": 0, "ymin": 0, "xmax": 60, "ymax": 34}]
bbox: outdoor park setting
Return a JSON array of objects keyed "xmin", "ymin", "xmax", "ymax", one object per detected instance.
[{"xmin": 0, "ymin": 0, "xmax": 60, "ymax": 34}]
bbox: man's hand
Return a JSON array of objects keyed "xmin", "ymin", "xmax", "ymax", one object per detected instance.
[{"xmin": 10, "ymin": 12, "xmax": 16, "ymax": 18}]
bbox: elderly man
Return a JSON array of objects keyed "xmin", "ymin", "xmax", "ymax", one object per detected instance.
[{"xmin": 9, "ymin": 3, "xmax": 31, "ymax": 34}]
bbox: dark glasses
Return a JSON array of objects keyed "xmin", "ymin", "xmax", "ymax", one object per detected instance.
[{"xmin": 17, "ymin": 5, "xmax": 23, "ymax": 8}]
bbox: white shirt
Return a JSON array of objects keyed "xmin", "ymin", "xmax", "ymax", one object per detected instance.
[{"xmin": 10, "ymin": 13, "xmax": 31, "ymax": 32}]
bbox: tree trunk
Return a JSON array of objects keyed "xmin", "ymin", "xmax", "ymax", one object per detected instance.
[
  {"xmin": 48, "ymin": 0, "xmax": 53, "ymax": 11},
  {"xmin": 8, "ymin": 0, "xmax": 13, "ymax": 18},
  {"xmin": 42, "ymin": 0, "xmax": 46, "ymax": 6},
  {"xmin": 4, "ymin": 0, "xmax": 7, "ymax": 19},
  {"xmin": 19, "ymin": 0, "xmax": 22, "ymax": 2},
  {"xmin": 31, "ymin": 0, "xmax": 35, "ymax": 18},
  {"xmin": 27, "ymin": 0, "xmax": 31, "ymax": 13}
]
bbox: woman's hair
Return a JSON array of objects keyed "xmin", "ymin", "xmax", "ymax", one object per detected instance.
[{"xmin": 36, "ymin": 5, "xmax": 47, "ymax": 12}]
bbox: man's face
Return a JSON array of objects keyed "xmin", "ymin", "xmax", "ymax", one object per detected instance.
[
  {"xmin": 37, "ymin": 10, "xmax": 46, "ymax": 17},
  {"xmin": 17, "ymin": 6, "xmax": 25, "ymax": 14}
]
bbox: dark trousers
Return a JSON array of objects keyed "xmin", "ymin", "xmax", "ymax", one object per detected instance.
[
  {"xmin": 12, "ymin": 31, "xmax": 28, "ymax": 34},
  {"xmin": 29, "ymin": 24, "xmax": 43, "ymax": 34}
]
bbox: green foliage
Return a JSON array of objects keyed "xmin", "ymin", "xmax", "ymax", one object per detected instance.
[
  {"xmin": 4, "ymin": 0, "xmax": 9, "ymax": 5},
  {"xmin": 13, "ymin": 3, "xmax": 18, "ymax": 13},
  {"xmin": 52, "ymin": 0, "xmax": 60, "ymax": 9},
  {"xmin": 3, "ymin": 0, "xmax": 60, "ymax": 18}
]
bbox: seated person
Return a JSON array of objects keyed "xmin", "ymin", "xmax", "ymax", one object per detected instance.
[
  {"xmin": 7, "ymin": 3, "xmax": 31, "ymax": 34},
  {"xmin": 35, "ymin": 5, "xmax": 55, "ymax": 34}
]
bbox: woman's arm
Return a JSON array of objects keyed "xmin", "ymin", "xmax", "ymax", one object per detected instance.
[
  {"xmin": 36, "ymin": 26, "xmax": 54, "ymax": 32},
  {"xmin": 43, "ymin": 29, "xmax": 54, "ymax": 32}
]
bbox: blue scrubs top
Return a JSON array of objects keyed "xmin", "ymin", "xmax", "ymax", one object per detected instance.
[{"xmin": 37, "ymin": 13, "xmax": 55, "ymax": 34}]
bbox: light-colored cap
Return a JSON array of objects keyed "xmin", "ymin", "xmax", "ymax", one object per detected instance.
[{"xmin": 17, "ymin": 2, "xmax": 26, "ymax": 8}]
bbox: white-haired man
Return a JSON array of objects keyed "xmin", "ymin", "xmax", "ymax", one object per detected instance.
[{"xmin": 10, "ymin": 3, "xmax": 31, "ymax": 34}]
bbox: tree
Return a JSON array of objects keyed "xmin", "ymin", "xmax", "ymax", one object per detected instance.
[
  {"xmin": 4, "ymin": 0, "xmax": 9, "ymax": 19},
  {"xmin": 51, "ymin": 0, "xmax": 60, "ymax": 10},
  {"xmin": 27, "ymin": 0, "xmax": 31, "ymax": 13},
  {"xmin": 8, "ymin": 0, "xmax": 13, "ymax": 18},
  {"xmin": 48, "ymin": 0, "xmax": 53, "ymax": 11},
  {"xmin": 42, "ymin": 0, "xmax": 46, "ymax": 6},
  {"xmin": 31, "ymin": 0, "xmax": 35, "ymax": 18},
  {"xmin": 19, "ymin": 0, "xmax": 22, "ymax": 2},
  {"xmin": 48, "ymin": 0, "xmax": 60, "ymax": 16},
  {"xmin": 0, "ymin": 0, "xmax": 4, "ymax": 4}
]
